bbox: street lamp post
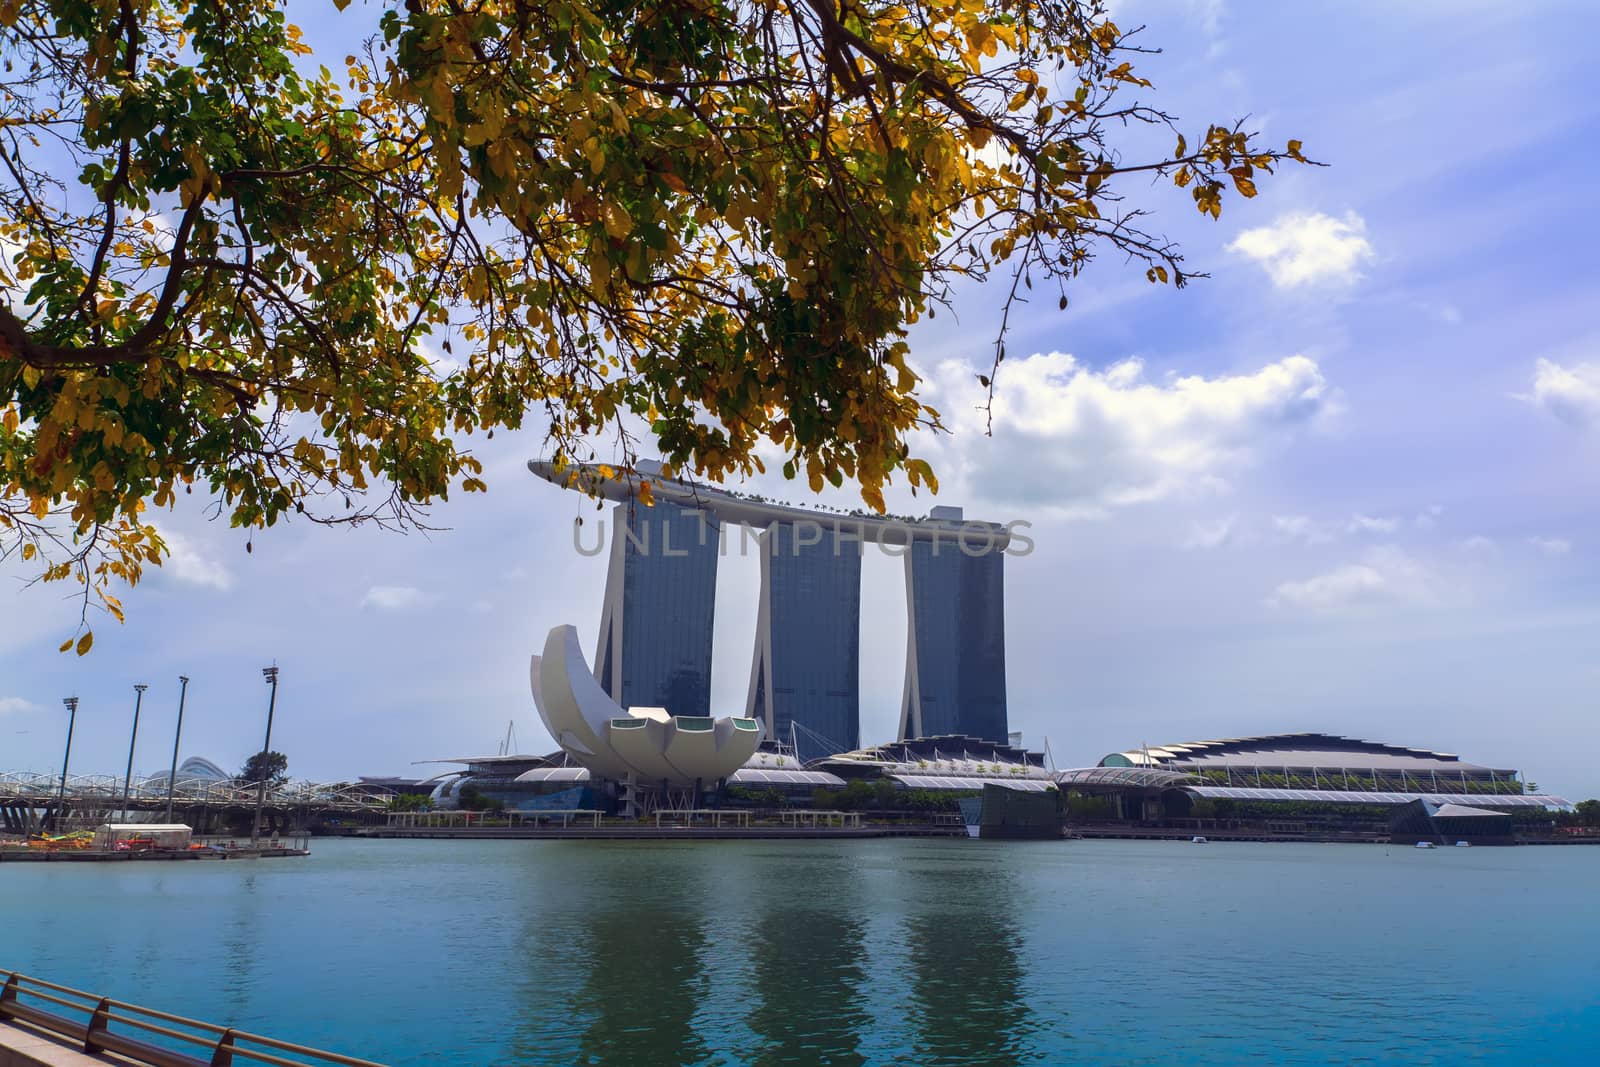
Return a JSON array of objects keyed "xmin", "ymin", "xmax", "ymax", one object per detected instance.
[
  {"xmin": 250, "ymin": 667, "xmax": 279, "ymax": 847},
  {"xmin": 122, "ymin": 684, "xmax": 148, "ymax": 824},
  {"xmin": 164, "ymin": 676, "xmax": 190, "ymax": 824},
  {"xmin": 57, "ymin": 697, "xmax": 79, "ymax": 806}
]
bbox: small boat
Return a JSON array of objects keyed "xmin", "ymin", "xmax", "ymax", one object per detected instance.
[
  {"xmin": 1415, "ymin": 841, "xmax": 1436, "ymax": 849},
  {"xmin": 1454, "ymin": 841, "xmax": 1471, "ymax": 847},
  {"xmin": 1191, "ymin": 835, "xmax": 1209, "ymax": 844}
]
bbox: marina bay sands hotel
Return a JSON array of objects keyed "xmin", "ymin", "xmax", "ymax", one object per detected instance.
[{"xmin": 530, "ymin": 460, "xmax": 1014, "ymax": 758}]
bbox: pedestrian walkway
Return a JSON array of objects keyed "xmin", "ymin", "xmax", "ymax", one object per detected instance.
[{"xmin": 0, "ymin": 1020, "xmax": 104, "ymax": 1066}]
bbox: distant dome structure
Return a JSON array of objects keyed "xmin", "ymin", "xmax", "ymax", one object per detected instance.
[
  {"xmin": 530, "ymin": 624, "xmax": 763, "ymax": 799},
  {"xmin": 177, "ymin": 756, "xmax": 230, "ymax": 781}
]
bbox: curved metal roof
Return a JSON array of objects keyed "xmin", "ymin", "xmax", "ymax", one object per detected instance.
[
  {"xmin": 728, "ymin": 768, "xmax": 847, "ymax": 788},
  {"xmin": 176, "ymin": 756, "xmax": 229, "ymax": 781},
  {"xmin": 1100, "ymin": 733, "xmax": 1509, "ymax": 774},
  {"xmin": 513, "ymin": 767, "xmax": 593, "ymax": 784},
  {"xmin": 1184, "ymin": 785, "xmax": 1573, "ymax": 811},
  {"xmin": 813, "ymin": 737, "xmax": 1050, "ymax": 779},
  {"xmin": 888, "ymin": 774, "xmax": 1054, "ymax": 792},
  {"xmin": 1056, "ymin": 767, "xmax": 1200, "ymax": 790}
]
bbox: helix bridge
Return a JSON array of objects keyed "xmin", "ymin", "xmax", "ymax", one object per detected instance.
[{"xmin": 0, "ymin": 771, "xmax": 389, "ymax": 838}]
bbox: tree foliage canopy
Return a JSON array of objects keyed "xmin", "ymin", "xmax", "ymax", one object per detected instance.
[
  {"xmin": 237, "ymin": 749, "xmax": 289, "ymax": 785},
  {"xmin": 0, "ymin": 0, "xmax": 1310, "ymax": 647}
]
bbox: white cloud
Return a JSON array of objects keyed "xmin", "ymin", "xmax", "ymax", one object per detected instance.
[
  {"xmin": 1268, "ymin": 547, "xmax": 1436, "ymax": 616},
  {"xmin": 1227, "ymin": 211, "xmax": 1375, "ymax": 289},
  {"xmin": 1414, "ymin": 505, "xmax": 1443, "ymax": 530},
  {"xmin": 1524, "ymin": 358, "xmax": 1600, "ymax": 428},
  {"xmin": 0, "ymin": 696, "xmax": 40, "ymax": 716},
  {"xmin": 1528, "ymin": 536, "xmax": 1571, "ymax": 556},
  {"xmin": 160, "ymin": 530, "xmax": 234, "ymax": 591},
  {"xmin": 1273, "ymin": 514, "xmax": 1335, "ymax": 544},
  {"xmin": 927, "ymin": 352, "xmax": 1332, "ymax": 516},
  {"xmin": 1456, "ymin": 535, "xmax": 1496, "ymax": 553},
  {"xmin": 1181, "ymin": 516, "xmax": 1236, "ymax": 550},
  {"xmin": 1275, "ymin": 512, "xmax": 1411, "ymax": 541},
  {"xmin": 361, "ymin": 584, "xmax": 427, "ymax": 611},
  {"xmin": 418, "ymin": 335, "xmax": 462, "ymax": 380},
  {"xmin": 1347, "ymin": 513, "xmax": 1399, "ymax": 534}
]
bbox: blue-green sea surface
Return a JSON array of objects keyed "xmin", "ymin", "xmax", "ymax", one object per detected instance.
[{"xmin": 4, "ymin": 838, "xmax": 1598, "ymax": 1066}]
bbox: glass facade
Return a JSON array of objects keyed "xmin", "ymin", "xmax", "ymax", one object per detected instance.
[
  {"xmin": 603, "ymin": 500, "xmax": 720, "ymax": 716},
  {"xmin": 756, "ymin": 522, "xmax": 862, "ymax": 758},
  {"xmin": 905, "ymin": 539, "xmax": 1008, "ymax": 742}
]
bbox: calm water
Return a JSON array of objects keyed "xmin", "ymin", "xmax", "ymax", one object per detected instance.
[{"xmin": 4, "ymin": 838, "xmax": 1598, "ymax": 1065}]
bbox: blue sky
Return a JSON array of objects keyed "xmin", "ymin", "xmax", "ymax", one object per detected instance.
[{"xmin": 4, "ymin": 1, "xmax": 1599, "ymax": 796}]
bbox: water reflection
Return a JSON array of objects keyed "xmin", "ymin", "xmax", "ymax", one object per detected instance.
[
  {"xmin": 499, "ymin": 841, "xmax": 1039, "ymax": 1066},
  {"xmin": 743, "ymin": 852, "xmax": 870, "ymax": 1066},
  {"xmin": 901, "ymin": 857, "xmax": 1035, "ymax": 1066},
  {"xmin": 502, "ymin": 846, "xmax": 711, "ymax": 1067},
  {"xmin": 573, "ymin": 896, "xmax": 708, "ymax": 1065},
  {"xmin": 218, "ymin": 872, "xmax": 261, "ymax": 1024}
]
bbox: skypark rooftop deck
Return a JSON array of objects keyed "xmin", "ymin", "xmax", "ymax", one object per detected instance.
[{"xmin": 529, "ymin": 459, "xmax": 1014, "ymax": 550}]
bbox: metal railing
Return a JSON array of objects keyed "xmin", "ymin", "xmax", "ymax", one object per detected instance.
[
  {"xmin": 777, "ymin": 809, "xmax": 862, "ymax": 829},
  {"xmin": 0, "ymin": 969, "xmax": 387, "ymax": 1067},
  {"xmin": 653, "ymin": 808, "xmax": 751, "ymax": 829},
  {"xmin": 383, "ymin": 810, "xmax": 603, "ymax": 829}
]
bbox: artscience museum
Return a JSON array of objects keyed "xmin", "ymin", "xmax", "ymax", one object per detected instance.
[{"xmin": 529, "ymin": 624, "xmax": 764, "ymax": 814}]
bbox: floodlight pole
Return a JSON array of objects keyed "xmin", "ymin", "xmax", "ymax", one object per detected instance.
[
  {"xmin": 57, "ymin": 697, "xmax": 80, "ymax": 803},
  {"xmin": 251, "ymin": 666, "xmax": 279, "ymax": 847},
  {"xmin": 122, "ymin": 684, "xmax": 148, "ymax": 823},
  {"xmin": 164, "ymin": 676, "xmax": 190, "ymax": 823}
]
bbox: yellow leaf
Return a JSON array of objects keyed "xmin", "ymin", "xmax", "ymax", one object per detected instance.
[
  {"xmin": 75, "ymin": 631, "xmax": 94, "ymax": 656},
  {"xmin": 21, "ymin": 542, "xmax": 35, "ymax": 560},
  {"xmin": 59, "ymin": 638, "xmax": 73, "ymax": 652},
  {"xmin": 602, "ymin": 201, "xmax": 633, "ymax": 240}
]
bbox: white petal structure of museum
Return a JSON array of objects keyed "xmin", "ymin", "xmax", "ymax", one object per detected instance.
[{"xmin": 530, "ymin": 624, "xmax": 764, "ymax": 786}]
